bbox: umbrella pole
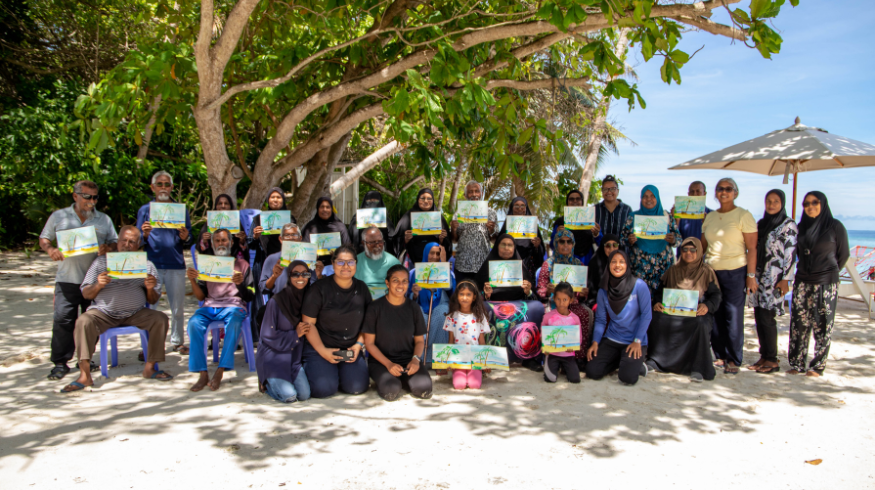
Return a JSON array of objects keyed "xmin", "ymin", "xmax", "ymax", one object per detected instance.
[
  {"xmin": 423, "ymin": 291, "xmax": 435, "ymax": 368},
  {"xmin": 792, "ymin": 171, "xmax": 798, "ymax": 219}
]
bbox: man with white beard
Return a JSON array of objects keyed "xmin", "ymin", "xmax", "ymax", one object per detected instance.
[
  {"xmin": 354, "ymin": 226, "xmax": 401, "ymax": 299},
  {"xmin": 185, "ymin": 229, "xmax": 254, "ymax": 392},
  {"xmin": 136, "ymin": 170, "xmax": 192, "ymax": 355},
  {"xmin": 40, "ymin": 180, "xmax": 118, "ymax": 381},
  {"xmin": 259, "ymin": 223, "xmax": 325, "ymax": 295}
]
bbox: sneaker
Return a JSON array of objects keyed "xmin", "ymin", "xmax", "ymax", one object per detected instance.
[
  {"xmin": 639, "ymin": 363, "xmax": 648, "ymax": 378},
  {"xmin": 690, "ymin": 372, "xmax": 704, "ymax": 383}
]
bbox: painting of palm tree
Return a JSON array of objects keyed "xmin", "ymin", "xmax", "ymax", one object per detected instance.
[
  {"xmin": 489, "ymin": 261, "xmax": 521, "ymax": 287},
  {"xmin": 633, "ymin": 215, "xmax": 668, "ymax": 239}
]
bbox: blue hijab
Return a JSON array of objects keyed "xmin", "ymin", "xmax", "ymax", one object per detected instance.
[
  {"xmin": 634, "ymin": 185, "xmax": 667, "ymax": 254},
  {"xmin": 411, "ymin": 242, "xmax": 456, "ymax": 313}
]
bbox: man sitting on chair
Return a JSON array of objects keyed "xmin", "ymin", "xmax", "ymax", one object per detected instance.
[
  {"xmin": 186, "ymin": 228, "xmax": 254, "ymax": 392},
  {"xmin": 61, "ymin": 226, "xmax": 171, "ymax": 392}
]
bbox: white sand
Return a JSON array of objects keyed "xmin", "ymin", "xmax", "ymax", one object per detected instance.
[{"xmin": 1, "ymin": 252, "xmax": 874, "ymax": 489}]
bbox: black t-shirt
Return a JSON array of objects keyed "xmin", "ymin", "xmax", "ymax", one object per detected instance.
[
  {"xmin": 362, "ymin": 296, "xmax": 426, "ymax": 365},
  {"xmin": 302, "ymin": 277, "xmax": 373, "ymax": 349}
]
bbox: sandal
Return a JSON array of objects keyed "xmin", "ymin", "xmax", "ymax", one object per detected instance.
[
  {"xmin": 149, "ymin": 370, "xmax": 174, "ymax": 381},
  {"xmin": 724, "ymin": 362, "xmax": 739, "ymax": 375},
  {"xmin": 60, "ymin": 381, "xmax": 89, "ymax": 393},
  {"xmin": 714, "ymin": 359, "xmax": 725, "ymax": 367},
  {"xmin": 138, "ymin": 351, "xmax": 145, "ymax": 362},
  {"xmin": 747, "ymin": 359, "xmax": 765, "ymax": 371},
  {"xmin": 172, "ymin": 345, "xmax": 190, "ymax": 355},
  {"xmin": 756, "ymin": 365, "xmax": 781, "ymax": 374},
  {"xmin": 47, "ymin": 365, "xmax": 70, "ymax": 380}
]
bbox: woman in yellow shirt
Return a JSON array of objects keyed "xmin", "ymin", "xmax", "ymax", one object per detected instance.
[{"xmin": 700, "ymin": 178, "xmax": 758, "ymax": 374}]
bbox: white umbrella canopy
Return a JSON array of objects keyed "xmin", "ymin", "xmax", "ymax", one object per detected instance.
[{"xmin": 669, "ymin": 117, "xmax": 875, "ymax": 216}]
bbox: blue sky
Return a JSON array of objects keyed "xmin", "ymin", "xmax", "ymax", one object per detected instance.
[{"xmin": 604, "ymin": 0, "xmax": 875, "ymax": 231}]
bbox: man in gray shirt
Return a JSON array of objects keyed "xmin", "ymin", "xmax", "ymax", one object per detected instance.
[
  {"xmin": 39, "ymin": 180, "xmax": 118, "ymax": 381},
  {"xmin": 60, "ymin": 226, "xmax": 172, "ymax": 392}
]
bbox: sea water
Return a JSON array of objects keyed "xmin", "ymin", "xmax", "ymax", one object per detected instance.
[{"xmin": 848, "ymin": 230, "xmax": 875, "ymax": 250}]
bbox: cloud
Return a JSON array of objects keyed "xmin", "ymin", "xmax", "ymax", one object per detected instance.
[{"xmin": 836, "ymin": 215, "xmax": 875, "ymax": 222}]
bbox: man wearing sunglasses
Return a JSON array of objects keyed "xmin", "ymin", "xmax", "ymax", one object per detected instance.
[
  {"xmin": 594, "ymin": 175, "xmax": 633, "ymax": 242},
  {"xmin": 354, "ymin": 227, "xmax": 401, "ymax": 298},
  {"xmin": 259, "ymin": 223, "xmax": 325, "ymax": 295},
  {"xmin": 40, "ymin": 180, "xmax": 119, "ymax": 381},
  {"xmin": 136, "ymin": 170, "xmax": 193, "ymax": 355}
]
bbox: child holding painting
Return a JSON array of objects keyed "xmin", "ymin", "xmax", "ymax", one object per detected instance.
[
  {"xmin": 443, "ymin": 280, "xmax": 491, "ymax": 390},
  {"xmin": 542, "ymin": 282, "xmax": 582, "ymax": 383}
]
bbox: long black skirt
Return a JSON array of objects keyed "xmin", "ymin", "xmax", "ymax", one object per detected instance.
[{"xmin": 647, "ymin": 311, "xmax": 716, "ymax": 380}]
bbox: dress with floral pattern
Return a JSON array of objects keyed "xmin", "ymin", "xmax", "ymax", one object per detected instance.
[
  {"xmin": 749, "ymin": 218, "xmax": 797, "ymax": 315},
  {"xmin": 454, "ymin": 207, "xmax": 499, "ymax": 273},
  {"xmin": 620, "ymin": 213, "xmax": 680, "ymax": 292}
]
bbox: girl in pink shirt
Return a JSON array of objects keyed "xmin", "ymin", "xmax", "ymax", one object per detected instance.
[{"xmin": 542, "ymin": 283, "xmax": 582, "ymax": 383}]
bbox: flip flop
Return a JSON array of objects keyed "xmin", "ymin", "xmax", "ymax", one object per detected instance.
[
  {"xmin": 48, "ymin": 365, "xmax": 70, "ymax": 380},
  {"xmin": 756, "ymin": 365, "xmax": 781, "ymax": 374},
  {"xmin": 724, "ymin": 363, "xmax": 740, "ymax": 375},
  {"xmin": 60, "ymin": 381, "xmax": 89, "ymax": 393},
  {"xmin": 149, "ymin": 370, "xmax": 174, "ymax": 381},
  {"xmin": 172, "ymin": 345, "xmax": 190, "ymax": 355}
]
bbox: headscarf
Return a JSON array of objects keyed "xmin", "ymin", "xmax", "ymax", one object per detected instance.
[
  {"xmin": 273, "ymin": 260, "xmax": 310, "ymax": 327},
  {"xmin": 633, "ymin": 185, "xmax": 668, "ymax": 255},
  {"xmin": 549, "ymin": 229, "xmax": 582, "ymax": 267},
  {"xmin": 551, "ymin": 190, "xmax": 596, "ymax": 258},
  {"xmin": 475, "ymin": 233, "xmax": 533, "ymax": 301},
  {"xmin": 349, "ymin": 191, "xmax": 396, "ymax": 255},
  {"xmin": 498, "ymin": 196, "xmax": 545, "ymax": 272},
  {"xmin": 600, "ymin": 250, "xmax": 637, "ymax": 315},
  {"xmin": 301, "ymin": 196, "xmax": 351, "ymax": 264},
  {"xmin": 587, "ymin": 233, "xmax": 620, "ymax": 303},
  {"xmin": 393, "ymin": 188, "xmax": 452, "ymax": 263},
  {"xmin": 663, "ymin": 237, "xmax": 718, "ymax": 296},
  {"xmin": 756, "ymin": 189, "xmax": 789, "ymax": 270},
  {"xmin": 255, "ymin": 187, "xmax": 294, "ymax": 258},
  {"xmin": 416, "ymin": 242, "xmax": 456, "ymax": 311},
  {"xmin": 198, "ymin": 194, "xmax": 243, "ymax": 257},
  {"xmin": 797, "ymin": 191, "xmax": 836, "ymax": 266}
]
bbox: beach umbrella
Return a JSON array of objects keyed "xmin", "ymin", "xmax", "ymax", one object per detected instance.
[{"xmin": 669, "ymin": 117, "xmax": 875, "ymax": 217}]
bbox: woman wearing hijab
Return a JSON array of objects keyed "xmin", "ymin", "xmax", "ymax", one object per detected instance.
[
  {"xmin": 196, "ymin": 194, "xmax": 249, "ymax": 262},
  {"xmin": 408, "ymin": 243, "xmax": 455, "ymax": 369},
  {"xmin": 394, "ymin": 188, "xmax": 452, "ymax": 267},
  {"xmin": 348, "ymin": 191, "xmax": 396, "ymax": 256},
  {"xmin": 249, "ymin": 187, "xmax": 297, "ymax": 302},
  {"xmin": 550, "ymin": 190, "xmax": 602, "ymax": 264},
  {"xmin": 748, "ymin": 190, "xmax": 797, "ymax": 374},
  {"xmin": 586, "ymin": 234, "xmax": 621, "ymax": 308},
  {"xmin": 585, "ymin": 250, "xmax": 652, "ymax": 385},
  {"xmin": 646, "ymin": 237, "xmax": 721, "ymax": 382},
  {"xmin": 788, "ymin": 191, "xmax": 849, "ymax": 377},
  {"xmin": 536, "ymin": 229, "xmax": 594, "ymax": 366},
  {"xmin": 301, "ymin": 196, "xmax": 352, "ymax": 266},
  {"xmin": 451, "ymin": 180, "xmax": 499, "ymax": 284},
  {"xmin": 498, "ymin": 197, "xmax": 546, "ymax": 280},
  {"xmin": 256, "ymin": 261, "xmax": 312, "ymax": 403},
  {"xmin": 475, "ymin": 234, "xmax": 545, "ymax": 369},
  {"xmin": 620, "ymin": 185, "xmax": 680, "ymax": 292}
]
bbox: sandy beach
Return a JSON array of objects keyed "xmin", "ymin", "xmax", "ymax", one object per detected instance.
[{"xmin": 1, "ymin": 252, "xmax": 873, "ymax": 489}]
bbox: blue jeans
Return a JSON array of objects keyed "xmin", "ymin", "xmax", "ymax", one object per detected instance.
[
  {"xmin": 156, "ymin": 269, "xmax": 187, "ymax": 345},
  {"xmin": 265, "ymin": 369, "xmax": 311, "ymax": 403},
  {"xmin": 301, "ymin": 343, "xmax": 369, "ymax": 398},
  {"xmin": 188, "ymin": 307, "xmax": 247, "ymax": 372}
]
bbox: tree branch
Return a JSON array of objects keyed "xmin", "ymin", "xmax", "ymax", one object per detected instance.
[
  {"xmin": 360, "ymin": 175, "xmax": 398, "ymax": 198},
  {"xmin": 485, "ymin": 77, "xmax": 591, "ymax": 92},
  {"xmin": 671, "ymin": 15, "xmax": 747, "ymax": 41},
  {"xmin": 329, "ymin": 140, "xmax": 406, "ymax": 197}
]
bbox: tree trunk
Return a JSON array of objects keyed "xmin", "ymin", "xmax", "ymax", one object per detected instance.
[
  {"xmin": 447, "ymin": 153, "xmax": 468, "ymax": 213},
  {"xmin": 436, "ymin": 176, "xmax": 448, "ymax": 210},
  {"xmin": 136, "ymin": 94, "xmax": 162, "ymax": 167},
  {"xmin": 579, "ymin": 28, "xmax": 631, "ymax": 205},
  {"xmin": 329, "ymin": 140, "xmax": 404, "ymax": 198}
]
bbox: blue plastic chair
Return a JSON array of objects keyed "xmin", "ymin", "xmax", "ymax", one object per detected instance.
[{"xmin": 99, "ymin": 304, "xmax": 157, "ymax": 378}]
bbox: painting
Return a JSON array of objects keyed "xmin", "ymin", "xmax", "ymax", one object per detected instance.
[
  {"xmin": 207, "ymin": 210, "xmax": 241, "ymax": 234},
  {"xmin": 456, "ymin": 201, "xmax": 489, "ymax": 224},
  {"xmin": 280, "ymin": 241, "xmax": 318, "ymax": 268},
  {"xmin": 674, "ymin": 196, "xmax": 707, "ymax": 220},
  {"xmin": 633, "ymin": 215, "xmax": 669, "ymax": 240},
  {"xmin": 552, "ymin": 264, "xmax": 588, "ymax": 292},
  {"xmin": 310, "ymin": 232, "xmax": 342, "ymax": 256},
  {"xmin": 356, "ymin": 208, "xmax": 388, "ymax": 229},
  {"xmin": 430, "ymin": 344, "xmax": 510, "ymax": 371},
  {"xmin": 106, "ymin": 252, "xmax": 148, "ymax": 279},
  {"xmin": 564, "ymin": 206, "xmax": 596, "ymax": 230},
  {"xmin": 470, "ymin": 345, "xmax": 509, "ymax": 370},
  {"xmin": 489, "ymin": 260, "xmax": 523, "ymax": 287},
  {"xmin": 411, "ymin": 212, "xmax": 442, "ymax": 235},
  {"xmin": 56, "ymin": 226, "xmax": 99, "ymax": 257},
  {"xmin": 414, "ymin": 262, "xmax": 451, "ymax": 289},
  {"xmin": 541, "ymin": 325, "xmax": 581, "ymax": 353},
  {"xmin": 368, "ymin": 286, "xmax": 388, "ymax": 300},
  {"xmin": 663, "ymin": 288, "xmax": 699, "ymax": 317},
  {"xmin": 505, "ymin": 215, "xmax": 538, "ymax": 239},
  {"xmin": 196, "ymin": 255, "xmax": 235, "ymax": 283},
  {"xmin": 261, "ymin": 211, "xmax": 291, "ymax": 235},
  {"xmin": 149, "ymin": 202, "xmax": 186, "ymax": 229}
]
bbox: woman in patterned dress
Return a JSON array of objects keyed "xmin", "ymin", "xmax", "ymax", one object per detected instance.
[
  {"xmin": 747, "ymin": 189, "xmax": 797, "ymax": 374},
  {"xmin": 620, "ymin": 185, "xmax": 680, "ymax": 293}
]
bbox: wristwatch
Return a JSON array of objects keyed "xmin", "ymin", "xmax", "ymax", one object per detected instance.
[
  {"xmin": 746, "ymin": 273, "xmax": 756, "ymax": 278},
  {"xmin": 356, "ymin": 341, "xmax": 365, "ymax": 349},
  {"xmin": 633, "ymin": 338, "xmax": 641, "ymax": 344},
  {"xmin": 412, "ymin": 355, "xmax": 421, "ymax": 363}
]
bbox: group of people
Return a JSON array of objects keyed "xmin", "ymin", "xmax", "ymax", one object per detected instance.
[{"xmin": 42, "ymin": 171, "xmax": 849, "ymax": 401}]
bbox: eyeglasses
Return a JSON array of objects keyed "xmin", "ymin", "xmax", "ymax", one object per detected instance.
[
  {"xmin": 681, "ymin": 246, "xmax": 697, "ymax": 253},
  {"xmin": 289, "ymin": 271, "xmax": 311, "ymax": 278},
  {"xmin": 365, "ymin": 240, "xmax": 385, "ymax": 246},
  {"xmin": 604, "ymin": 242, "xmax": 620, "ymax": 248},
  {"xmin": 282, "ymin": 234, "xmax": 301, "ymax": 240},
  {"xmin": 76, "ymin": 192, "xmax": 99, "ymax": 201},
  {"xmin": 154, "ymin": 182, "xmax": 172, "ymax": 188},
  {"xmin": 364, "ymin": 200, "xmax": 380, "ymax": 206},
  {"xmin": 335, "ymin": 259, "xmax": 357, "ymax": 267},
  {"xmin": 419, "ymin": 196, "xmax": 433, "ymax": 201},
  {"xmin": 715, "ymin": 186, "xmax": 735, "ymax": 193},
  {"xmin": 602, "ymin": 187, "xmax": 618, "ymax": 193},
  {"xmin": 557, "ymin": 239, "xmax": 572, "ymax": 245},
  {"xmin": 803, "ymin": 200, "xmax": 821, "ymax": 207}
]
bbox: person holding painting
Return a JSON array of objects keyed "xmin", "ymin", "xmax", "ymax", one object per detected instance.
[
  {"xmin": 394, "ymin": 188, "xmax": 452, "ymax": 267},
  {"xmin": 675, "ymin": 181, "xmax": 712, "ymax": 244},
  {"xmin": 259, "ymin": 223, "xmax": 324, "ymax": 295},
  {"xmin": 196, "ymin": 194, "xmax": 248, "ymax": 262},
  {"xmin": 451, "ymin": 180, "xmax": 498, "ymax": 284},
  {"xmin": 363, "ymin": 264, "xmax": 432, "ymax": 401},
  {"xmin": 408, "ymin": 242, "xmax": 455, "ymax": 368},
  {"xmin": 594, "ymin": 175, "xmax": 633, "ymax": 240},
  {"xmin": 249, "ymin": 187, "xmax": 296, "ymax": 337},
  {"xmin": 550, "ymin": 189, "xmax": 602, "ymax": 264},
  {"xmin": 497, "ymin": 197, "xmax": 545, "ymax": 281},
  {"xmin": 301, "ymin": 196, "xmax": 352, "ymax": 267},
  {"xmin": 348, "ymin": 191, "xmax": 397, "ymax": 256},
  {"xmin": 620, "ymin": 185, "xmax": 680, "ymax": 293}
]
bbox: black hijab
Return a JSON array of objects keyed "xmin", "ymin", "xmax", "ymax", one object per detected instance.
[
  {"xmin": 198, "ymin": 194, "xmax": 244, "ymax": 257},
  {"xmin": 301, "ymin": 196, "xmax": 351, "ymax": 264},
  {"xmin": 551, "ymin": 190, "xmax": 595, "ymax": 257},
  {"xmin": 588, "ymin": 233, "xmax": 620, "ymax": 293},
  {"xmin": 348, "ymin": 191, "xmax": 396, "ymax": 255},
  {"xmin": 475, "ymin": 233, "xmax": 533, "ymax": 301},
  {"xmin": 798, "ymin": 190, "xmax": 836, "ymax": 260},
  {"xmin": 394, "ymin": 188, "xmax": 452, "ymax": 262},
  {"xmin": 498, "ymin": 196, "xmax": 545, "ymax": 272},
  {"xmin": 600, "ymin": 250, "xmax": 637, "ymax": 315},
  {"xmin": 273, "ymin": 260, "xmax": 310, "ymax": 328},
  {"xmin": 254, "ymin": 187, "xmax": 296, "ymax": 260},
  {"xmin": 756, "ymin": 189, "xmax": 788, "ymax": 270}
]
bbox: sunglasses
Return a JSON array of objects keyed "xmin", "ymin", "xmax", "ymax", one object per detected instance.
[
  {"xmin": 557, "ymin": 239, "xmax": 573, "ymax": 245},
  {"xmin": 290, "ymin": 271, "xmax": 312, "ymax": 278},
  {"xmin": 803, "ymin": 200, "xmax": 821, "ymax": 207},
  {"xmin": 335, "ymin": 259, "xmax": 357, "ymax": 267},
  {"xmin": 604, "ymin": 242, "xmax": 619, "ymax": 248},
  {"xmin": 681, "ymin": 246, "xmax": 697, "ymax": 253},
  {"xmin": 76, "ymin": 192, "xmax": 99, "ymax": 201},
  {"xmin": 716, "ymin": 186, "xmax": 735, "ymax": 193},
  {"xmin": 154, "ymin": 182, "xmax": 172, "ymax": 188}
]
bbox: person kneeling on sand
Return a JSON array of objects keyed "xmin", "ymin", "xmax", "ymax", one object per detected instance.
[
  {"xmin": 61, "ymin": 226, "xmax": 172, "ymax": 392},
  {"xmin": 186, "ymin": 229, "xmax": 254, "ymax": 392}
]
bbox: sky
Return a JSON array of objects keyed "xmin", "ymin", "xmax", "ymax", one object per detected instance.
[{"xmin": 601, "ymin": 0, "xmax": 875, "ymax": 231}]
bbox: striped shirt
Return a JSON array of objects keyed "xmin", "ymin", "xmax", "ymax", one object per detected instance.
[
  {"xmin": 40, "ymin": 205, "xmax": 119, "ymax": 284},
  {"xmin": 81, "ymin": 256, "xmax": 161, "ymax": 319},
  {"xmin": 595, "ymin": 200, "xmax": 633, "ymax": 239}
]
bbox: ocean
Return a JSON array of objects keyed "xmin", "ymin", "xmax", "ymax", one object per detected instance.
[{"xmin": 848, "ymin": 230, "xmax": 875, "ymax": 250}]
